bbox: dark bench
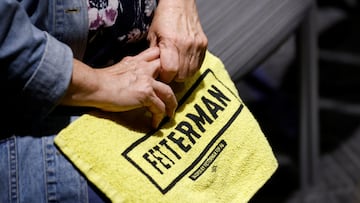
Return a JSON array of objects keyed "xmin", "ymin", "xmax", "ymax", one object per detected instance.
[{"xmin": 197, "ymin": 0, "xmax": 319, "ymax": 195}]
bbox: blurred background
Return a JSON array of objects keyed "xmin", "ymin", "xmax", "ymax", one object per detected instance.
[{"xmin": 231, "ymin": 1, "xmax": 360, "ymax": 202}]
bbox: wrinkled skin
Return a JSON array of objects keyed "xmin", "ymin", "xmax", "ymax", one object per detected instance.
[
  {"xmin": 62, "ymin": 47, "xmax": 177, "ymax": 128},
  {"xmin": 148, "ymin": 0, "xmax": 208, "ymax": 83},
  {"xmin": 61, "ymin": 0, "xmax": 208, "ymax": 128}
]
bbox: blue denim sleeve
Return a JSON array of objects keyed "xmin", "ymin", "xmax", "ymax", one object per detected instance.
[{"xmin": 1, "ymin": 0, "xmax": 73, "ymax": 125}]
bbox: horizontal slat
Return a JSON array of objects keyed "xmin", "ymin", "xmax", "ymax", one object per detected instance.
[{"xmin": 197, "ymin": 0, "xmax": 313, "ymax": 80}]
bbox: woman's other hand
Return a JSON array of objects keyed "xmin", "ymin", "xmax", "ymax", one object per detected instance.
[{"xmin": 148, "ymin": 0, "xmax": 208, "ymax": 83}]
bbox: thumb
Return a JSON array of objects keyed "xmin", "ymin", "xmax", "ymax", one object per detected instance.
[
  {"xmin": 147, "ymin": 32, "xmax": 158, "ymax": 48},
  {"xmin": 159, "ymin": 41, "xmax": 179, "ymax": 83}
]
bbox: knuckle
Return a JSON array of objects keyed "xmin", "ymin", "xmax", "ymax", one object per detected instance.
[
  {"xmin": 201, "ymin": 35, "xmax": 208, "ymax": 48},
  {"xmin": 183, "ymin": 37, "xmax": 194, "ymax": 47},
  {"xmin": 139, "ymin": 77, "xmax": 154, "ymax": 96},
  {"xmin": 195, "ymin": 36, "xmax": 207, "ymax": 49},
  {"xmin": 122, "ymin": 56, "xmax": 133, "ymax": 63},
  {"xmin": 164, "ymin": 86, "xmax": 175, "ymax": 100}
]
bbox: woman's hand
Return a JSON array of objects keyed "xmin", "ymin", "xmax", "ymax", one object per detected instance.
[
  {"xmin": 61, "ymin": 47, "xmax": 177, "ymax": 128},
  {"xmin": 147, "ymin": 0, "xmax": 208, "ymax": 83}
]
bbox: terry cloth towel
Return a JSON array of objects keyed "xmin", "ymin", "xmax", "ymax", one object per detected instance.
[{"xmin": 55, "ymin": 51, "xmax": 278, "ymax": 203}]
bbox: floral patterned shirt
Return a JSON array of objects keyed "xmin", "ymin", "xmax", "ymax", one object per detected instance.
[{"xmin": 84, "ymin": 0, "xmax": 157, "ymax": 67}]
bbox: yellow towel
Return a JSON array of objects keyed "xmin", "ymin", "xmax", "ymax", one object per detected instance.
[{"xmin": 55, "ymin": 51, "xmax": 278, "ymax": 203}]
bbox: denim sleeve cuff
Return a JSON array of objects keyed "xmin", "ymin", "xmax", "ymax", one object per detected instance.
[{"xmin": 22, "ymin": 32, "xmax": 73, "ymax": 121}]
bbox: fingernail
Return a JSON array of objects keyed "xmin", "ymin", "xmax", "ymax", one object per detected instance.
[
  {"xmin": 152, "ymin": 119, "xmax": 161, "ymax": 129},
  {"xmin": 171, "ymin": 109, "xmax": 176, "ymax": 118}
]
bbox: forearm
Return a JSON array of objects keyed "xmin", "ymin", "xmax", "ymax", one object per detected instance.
[
  {"xmin": 60, "ymin": 59, "xmax": 100, "ymax": 109},
  {"xmin": 156, "ymin": 0, "xmax": 198, "ymax": 15}
]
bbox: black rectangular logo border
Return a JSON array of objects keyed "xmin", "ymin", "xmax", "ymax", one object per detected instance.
[{"xmin": 121, "ymin": 69, "xmax": 243, "ymax": 194}]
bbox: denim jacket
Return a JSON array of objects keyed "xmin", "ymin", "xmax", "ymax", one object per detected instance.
[
  {"xmin": 0, "ymin": 1, "xmax": 158, "ymax": 202},
  {"xmin": 1, "ymin": 0, "xmax": 88, "ymax": 134},
  {"xmin": 0, "ymin": 1, "xmax": 108, "ymax": 202}
]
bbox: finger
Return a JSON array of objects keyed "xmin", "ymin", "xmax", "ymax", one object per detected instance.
[
  {"xmin": 186, "ymin": 49, "xmax": 204, "ymax": 77},
  {"xmin": 141, "ymin": 80, "xmax": 176, "ymax": 128},
  {"xmin": 146, "ymin": 96, "xmax": 166, "ymax": 129},
  {"xmin": 136, "ymin": 47, "xmax": 160, "ymax": 62},
  {"xmin": 174, "ymin": 48, "xmax": 192, "ymax": 82},
  {"xmin": 198, "ymin": 47, "xmax": 207, "ymax": 68},
  {"xmin": 143, "ymin": 88, "xmax": 167, "ymax": 129},
  {"xmin": 175, "ymin": 35, "xmax": 208, "ymax": 81},
  {"xmin": 195, "ymin": 41, "xmax": 207, "ymax": 69},
  {"xmin": 147, "ymin": 32, "xmax": 158, "ymax": 48},
  {"xmin": 152, "ymin": 80, "xmax": 178, "ymax": 118},
  {"xmin": 188, "ymin": 52, "xmax": 199, "ymax": 76},
  {"xmin": 159, "ymin": 41, "xmax": 179, "ymax": 83},
  {"xmin": 139, "ymin": 59, "xmax": 161, "ymax": 78}
]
